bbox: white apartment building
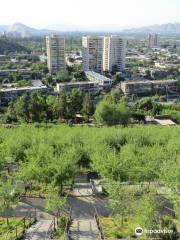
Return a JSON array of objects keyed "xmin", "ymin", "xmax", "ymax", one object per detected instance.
[
  {"xmin": 103, "ymin": 36, "xmax": 126, "ymax": 72},
  {"xmin": 56, "ymin": 81, "xmax": 99, "ymax": 94},
  {"xmin": 82, "ymin": 36, "xmax": 104, "ymax": 73},
  {"xmin": 85, "ymin": 71, "xmax": 112, "ymax": 90},
  {"xmin": 46, "ymin": 35, "xmax": 65, "ymax": 74}
]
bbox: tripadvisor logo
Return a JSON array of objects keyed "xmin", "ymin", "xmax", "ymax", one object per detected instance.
[{"xmin": 135, "ymin": 227, "xmax": 144, "ymax": 236}]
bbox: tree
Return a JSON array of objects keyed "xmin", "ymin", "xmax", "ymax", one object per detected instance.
[
  {"xmin": 107, "ymin": 181, "xmax": 133, "ymax": 227},
  {"xmin": 31, "ymin": 63, "xmax": 49, "ymax": 79},
  {"xmin": 46, "ymin": 186, "xmax": 67, "ymax": 218},
  {"xmin": 73, "ymin": 65, "xmax": 86, "ymax": 82},
  {"xmin": 135, "ymin": 193, "xmax": 160, "ymax": 231},
  {"xmin": 0, "ymin": 181, "xmax": 21, "ymax": 225},
  {"xmin": 8, "ymin": 73, "xmax": 23, "ymax": 83},
  {"xmin": 134, "ymin": 194, "xmax": 179, "ymax": 239},
  {"xmin": 28, "ymin": 92, "xmax": 47, "ymax": 122},
  {"xmin": 133, "ymin": 97, "xmax": 162, "ymax": 116},
  {"xmin": 45, "ymin": 74, "xmax": 53, "ymax": 86},
  {"xmin": 9, "ymin": 94, "xmax": 30, "ymax": 122},
  {"xmin": 95, "ymin": 99, "xmax": 131, "ymax": 126},
  {"xmin": 58, "ymin": 90, "xmax": 68, "ymax": 121},
  {"xmin": 56, "ymin": 70, "xmax": 72, "ymax": 83},
  {"xmin": 109, "ymin": 89, "xmax": 121, "ymax": 104},
  {"xmin": 82, "ymin": 94, "xmax": 94, "ymax": 121}
]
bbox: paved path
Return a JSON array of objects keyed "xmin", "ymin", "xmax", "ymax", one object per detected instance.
[
  {"xmin": 24, "ymin": 219, "xmax": 53, "ymax": 240},
  {"xmin": 70, "ymin": 218, "xmax": 99, "ymax": 240},
  {"xmin": 69, "ymin": 183, "xmax": 104, "ymax": 240}
]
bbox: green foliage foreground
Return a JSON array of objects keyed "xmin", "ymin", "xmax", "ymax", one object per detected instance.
[
  {"xmin": 0, "ymin": 124, "xmax": 179, "ymax": 185},
  {"xmin": 0, "ymin": 124, "xmax": 179, "ymax": 238}
]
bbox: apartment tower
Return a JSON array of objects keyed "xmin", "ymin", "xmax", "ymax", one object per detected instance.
[
  {"xmin": 46, "ymin": 35, "xmax": 65, "ymax": 74},
  {"xmin": 82, "ymin": 36, "xmax": 104, "ymax": 73},
  {"xmin": 103, "ymin": 36, "xmax": 126, "ymax": 72},
  {"xmin": 148, "ymin": 34, "xmax": 158, "ymax": 48}
]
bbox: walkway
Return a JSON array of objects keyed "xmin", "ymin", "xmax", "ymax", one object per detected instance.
[
  {"xmin": 69, "ymin": 218, "xmax": 99, "ymax": 240},
  {"xmin": 69, "ymin": 182, "xmax": 105, "ymax": 240},
  {"xmin": 24, "ymin": 219, "xmax": 53, "ymax": 240}
]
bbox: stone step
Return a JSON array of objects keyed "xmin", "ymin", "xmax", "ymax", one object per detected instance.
[
  {"xmin": 69, "ymin": 218, "xmax": 100, "ymax": 240},
  {"xmin": 24, "ymin": 219, "xmax": 53, "ymax": 240}
]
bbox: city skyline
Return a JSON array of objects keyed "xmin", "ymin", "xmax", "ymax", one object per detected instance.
[{"xmin": 1, "ymin": 0, "xmax": 180, "ymax": 31}]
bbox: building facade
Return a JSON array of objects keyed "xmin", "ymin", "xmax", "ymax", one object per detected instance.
[
  {"xmin": 0, "ymin": 69, "xmax": 32, "ymax": 80},
  {"xmin": 85, "ymin": 71, "xmax": 112, "ymax": 90},
  {"xmin": 148, "ymin": 34, "xmax": 158, "ymax": 48},
  {"xmin": 121, "ymin": 80, "xmax": 179, "ymax": 96},
  {"xmin": 46, "ymin": 35, "xmax": 65, "ymax": 74},
  {"xmin": 82, "ymin": 36, "xmax": 104, "ymax": 73},
  {"xmin": 0, "ymin": 85, "xmax": 51, "ymax": 106},
  {"xmin": 57, "ymin": 82, "xmax": 99, "ymax": 94},
  {"xmin": 103, "ymin": 36, "xmax": 126, "ymax": 72}
]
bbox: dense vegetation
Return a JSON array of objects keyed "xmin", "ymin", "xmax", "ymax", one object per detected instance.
[
  {"xmin": 0, "ymin": 125, "xmax": 179, "ymax": 238},
  {"xmin": 1, "ymin": 90, "xmax": 94, "ymax": 123},
  {"xmin": 1, "ymin": 90, "xmax": 180, "ymax": 126},
  {"xmin": 0, "ymin": 37, "xmax": 30, "ymax": 54}
]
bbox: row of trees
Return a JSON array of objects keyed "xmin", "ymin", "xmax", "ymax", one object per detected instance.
[
  {"xmin": 1, "ymin": 88, "xmax": 180, "ymax": 125},
  {"xmin": 3, "ymin": 90, "xmax": 94, "ymax": 123}
]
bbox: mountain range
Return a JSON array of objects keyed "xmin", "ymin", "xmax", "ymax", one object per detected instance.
[
  {"xmin": 0, "ymin": 23, "xmax": 62, "ymax": 38},
  {"xmin": 1, "ymin": 22, "xmax": 180, "ymax": 37},
  {"xmin": 123, "ymin": 22, "xmax": 180, "ymax": 34}
]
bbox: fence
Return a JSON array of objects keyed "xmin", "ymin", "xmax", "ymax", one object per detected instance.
[
  {"xmin": 4, "ymin": 215, "xmax": 36, "ymax": 240},
  {"xmin": 63, "ymin": 208, "xmax": 72, "ymax": 240},
  {"xmin": 45, "ymin": 217, "xmax": 57, "ymax": 240},
  {"xmin": 94, "ymin": 207, "xmax": 105, "ymax": 240}
]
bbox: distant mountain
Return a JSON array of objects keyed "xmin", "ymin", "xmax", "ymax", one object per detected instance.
[
  {"xmin": 0, "ymin": 25, "xmax": 8, "ymax": 33},
  {"xmin": 1, "ymin": 22, "xmax": 180, "ymax": 37},
  {"xmin": 0, "ymin": 23, "xmax": 62, "ymax": 37},
  {"xmin": 123, "ymin": 22, "xmax": 180, "ymax": 34}
]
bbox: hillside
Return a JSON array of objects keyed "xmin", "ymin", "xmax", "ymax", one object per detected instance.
[
  {"xmin": 0, "ymin": 37, "xmax": 30, "ymax": 54},
  {"xmin": 123, "ymin": 22, "xmax": 180, "ymax": 34},
  {"xmin": 0, "ymin": 23, "xmax": 61, "ymax": 38},
  {"xmin": 1, "ymin": 22, "xmax": 180, "ymax": 37}
]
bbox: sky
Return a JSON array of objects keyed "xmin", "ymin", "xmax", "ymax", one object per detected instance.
[{"xmin": 1, "ymin": 0, "xmax": 180, "ymax": 30}]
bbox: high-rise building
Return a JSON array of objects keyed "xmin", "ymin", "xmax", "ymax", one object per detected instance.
[
  {"xmin": 82, "ymin": 36, "xmax": 104, "ymax": 73},
  {"xmin": 46, "ymin": 35, "xmax": 65, "ymax": 74},
  {"xmin": 148, "ymin": 34, "xmax": 158, "ymax": 48},
  {"xmin": 103, "ymin": 36, "xmax": 126, "ymax": 72}
]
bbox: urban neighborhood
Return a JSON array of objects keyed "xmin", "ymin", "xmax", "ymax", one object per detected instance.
[{"xmin": 0, "ymin": 0, "xmax": 180, "ymax": 240}]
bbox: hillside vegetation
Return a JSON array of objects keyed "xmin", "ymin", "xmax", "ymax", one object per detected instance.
[
  {"xmin": 0, "ymin": 37, "xmax": 29, "ymax": 54},
  {"xmin": 0, "ymin": 125, "xmax": 179, "ymax": 239}
]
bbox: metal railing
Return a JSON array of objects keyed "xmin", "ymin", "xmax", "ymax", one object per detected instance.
[
  {"xmin": 63, "ymin": 208, "xmax": 72, "ymax": 240},
  {"xmin": 4, "ymin": 215, "xmax": 36, "ymax": 240},
  {"xmin": 94, "ymin": 207, "xmax": 105, "ymax": 240},
  {"xmin": 45, "ymin": 217, "xmax": 56, "ymax": 240}
]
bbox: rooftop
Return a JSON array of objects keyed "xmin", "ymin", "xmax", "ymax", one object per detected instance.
[
  {"xmin": 0, "ymin": 68, "xmax": 31, "ymax": 72},
  {"xmin": 154, "ymin": 119, "xmax": 176, "ymax": 126},
  {"xmin": 122, "ymin": 79, "xmax": 177, "ymax": 84},
  {"xmin": 57, "ymin": 81, "xmax": 98, "ymax": 86},
  {"xmin": 0, "ymin": 85, "xmax": 47, "ymax": 93},
  {"xmin": 85, "ymin": 71, "xmax": 112, "ymax": 81}
]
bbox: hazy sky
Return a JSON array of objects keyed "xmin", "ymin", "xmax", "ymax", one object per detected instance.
[{"xmin": 1, "ymin": 0, "xmax": 180, "ymax": 30}]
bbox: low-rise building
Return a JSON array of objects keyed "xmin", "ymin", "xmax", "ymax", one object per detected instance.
[
  {"xmin": 0, "ymin": 69, "xmax": 32, "ymax": 80},
  {"xmin": 0, "ymin": 85, "xmax": 51, "ymax": 106},
  {"xmin": 56, "ymin": 81, "xmax": 99, "ymax": 94},
  {"xmin": 121, "ymin": 79, "xmax": 179, "ymax": 96},
  {"xmin": 85, "ymin": 71, "xmax": 112, "ymax": 90}
]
